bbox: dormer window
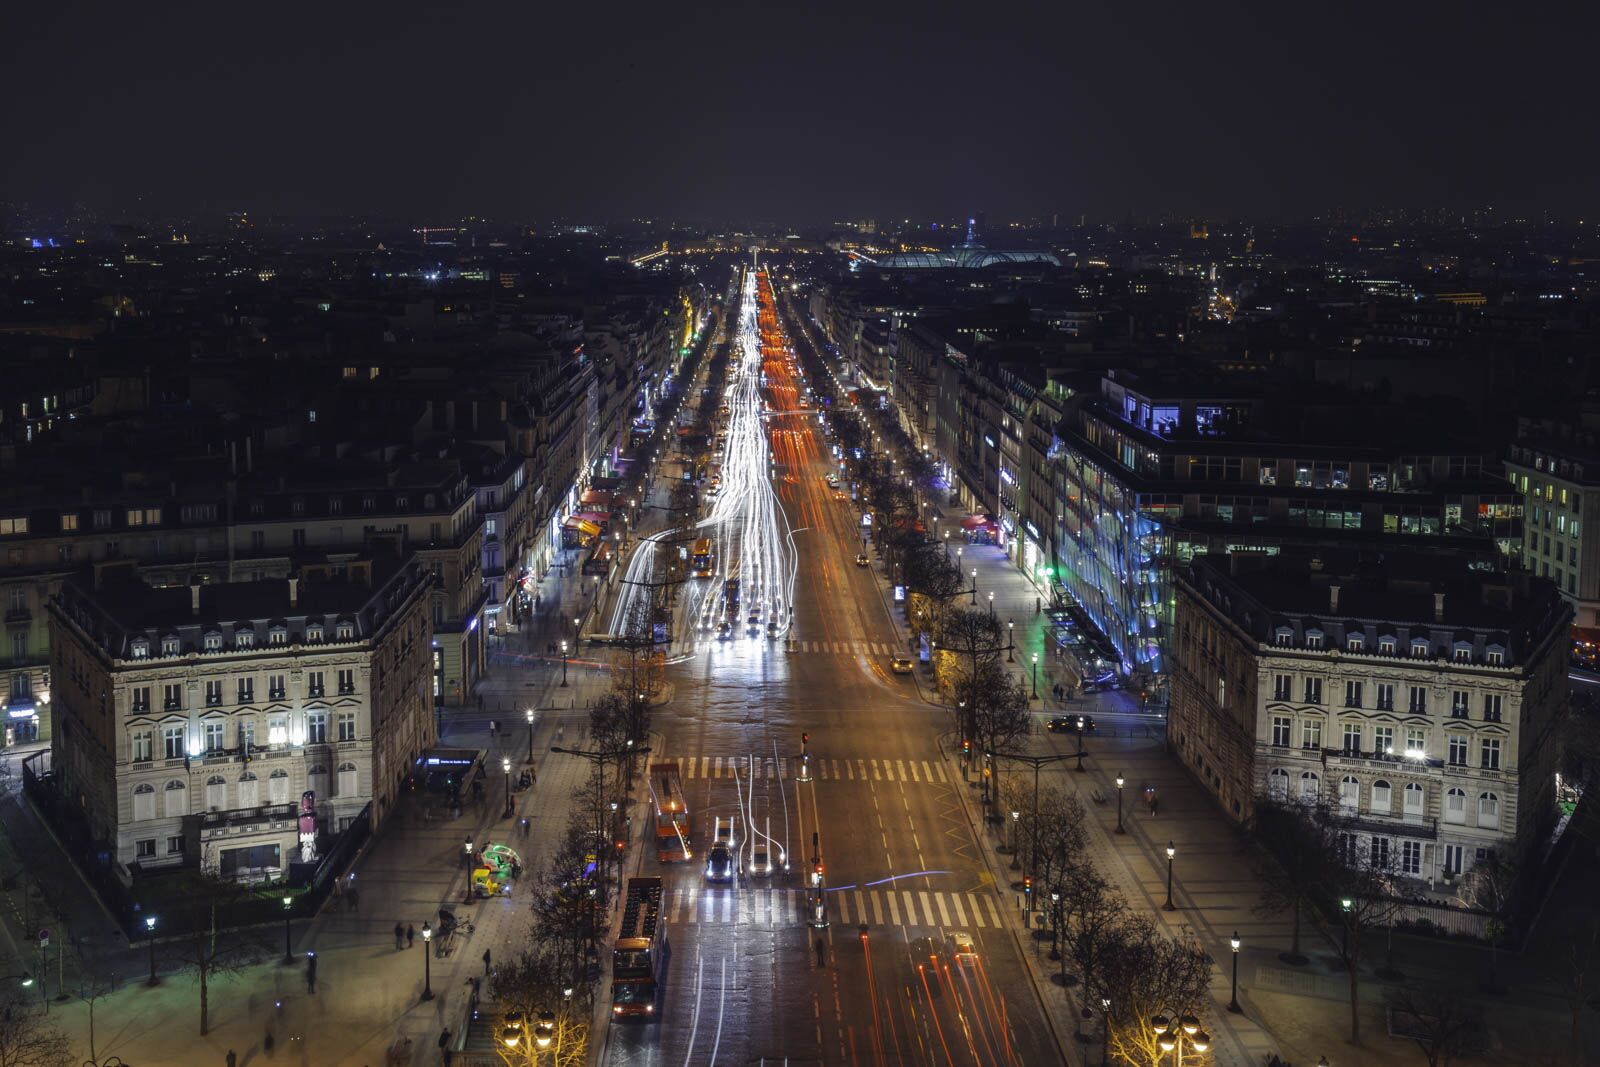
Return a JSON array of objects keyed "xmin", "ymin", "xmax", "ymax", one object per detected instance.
[
  {"xmin": 1274, "ymin": 626, "xmax": 1294, "ymax": 647},
  {"xmin": 204, "ymin": 630, "xmax": 222, "ymax": 652},
  {"xmin": 336, "ymin": 622, "xmax": 354, "ymax": 641},
  {"xmin": 1486, "ymin": 644, "xmax": 1505, "ymax": 666},
  {"xmin": 1379, "ymin": 636, "xmax": 1397, "ymax": 655},
  {"xmin": 362, "ymin": 496, "xmax": 376, "ymax": 513},
  {"xmin": 1346, "ymin": 633, "xmax": 1364, "ymax": 652},
  {"xmin": 1304, "ymin": 628, "xmax": 1324, "ymax": 650},
  {"xmin": 235, "ymin": 628, "xmax": 254, "ymax": 649},
  {"xmin": 268, "ymin": 625, "xmax": 288, "ymax": 646},
  {"xmin": 306, "ymin": 624, "xmax": 323, "ymax": 643},
  {"xmin": 291, "ymin": 498, "xmax": 306, "ymax": 516},
  {"xmin": 1410, "ymin": 638, "xmax": 1430, "ymax": 659},
  {"xmin": 424, "ymin": 493, "xmax": 436, "ymax": 509},
  {"xmin": 161, "ymin": 636, "xmax": 180, "ymax": 656},
  {"xmin": 1452, "ymin": 642, "xmax": 1473, "ymax": 664},
  {"xmin": 130, "ymin": 638, "xmax": 151, "ymax": 659},
  {"xmin": 329, "ymin": 498, "xmax": 342, "ymax": 515}
]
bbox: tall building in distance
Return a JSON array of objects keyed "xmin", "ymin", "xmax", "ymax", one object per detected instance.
[{"xmin": 46, "ymin": 548, "xmax": 434, "ymax": 881}]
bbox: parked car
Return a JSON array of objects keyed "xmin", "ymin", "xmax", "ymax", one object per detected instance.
[{"xmin": 890, "ymin": 657, "xmax": 915, "ymax": 675}]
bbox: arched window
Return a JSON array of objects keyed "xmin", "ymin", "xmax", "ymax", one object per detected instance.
[
  {"xmin": 1298, "ymin": 770, "xmax": 1319, "ymax": 802},
  {"xmin": 1444, "ymin": 787, "xmax": 1467, "ymax": 824},
  {"xmin": 337, "ymin": 762, "xmax": 358, "ymax": 797},
  {"xmin": 1339, "ymin": 776, "xmax": 1359, "ymax": 811},
  {"xmin": 133, "ymin": 783, "xmax": 156, "ymax": 821},
  {"xmin": 238, "ymin": 771, "xmax": 259, "ymax": 809},
  {"xmin": 269, "ymin": 768, "xmax": 290, "ymax": 804},
  {"xmin": 1268, "ymin": 768, "xmax": 1289, "ymax": 800},
  {"xmin": 1478, "ymin": 792, "xmax": 1500, "ymax": 829},
  {"xmin": 1371, "ymin": 780, "xmax": 1392, "ymax": 814},
  {"xmin": 1403, "ymin": 782, "xmax": 1425, "ymax": 821},
  {"xmin": 307, "ymin": 764, "xmax": 329, "ymax": 798},
  {"xmin": 205, "ymin": 775, "xmax": 227, "ymax": 811},
  {"xmin": 163, "ymin": 779, "xmax": 187, "ymax": 818}
]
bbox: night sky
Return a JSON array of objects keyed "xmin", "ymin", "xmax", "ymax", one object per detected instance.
[{"xmin": 3, "ymin": 0, "xmax": 1595, "ymax": 223}]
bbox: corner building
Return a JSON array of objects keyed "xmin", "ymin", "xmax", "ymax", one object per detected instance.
[
  {"xmin": 47, "ymin": 549, "xmax": 433, "ymax": 880},
  {"xmin": 1173, "ymin": 551, "xmax": 1567, "ymax": 885}
]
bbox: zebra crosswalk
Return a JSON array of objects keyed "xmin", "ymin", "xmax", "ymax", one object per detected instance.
[
  {"xmin": 663, "ymin": 886, "xmax": 1007, "ymax": 930},
  {"xmin": 668, "ymin": 755, "xmax": 949, "ymax": 785},
  {"xmin": 697, "ymin": 638, "xmax": 905, "ymax": 658}
]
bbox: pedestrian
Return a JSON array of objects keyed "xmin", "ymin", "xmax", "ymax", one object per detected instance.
[
  {"xmin": 394, "ymin": 922, "xmax": 405, "ymax": 950},
  {"xmin": 407, "ymin": 923, "xmax": 416, "ymax": 949},
  {"xmin": 227, "ymin": 1050, "xmax": 237, "ymax": 1067},
  {"xmin": 263, "ymin": 1030, "xmax": 275, "ymax": 1056},
  {"xmin": 348, "ymin": 886, "xmax": 360, "ymax": 912},
  {"xmin": 488, "ymin": 718, "xmax": 496, "ymax": 736},
  {"xmin": 306, "ymin": 951, "xmax": 318, "ymax": 994},
  {"xmin": 438, "ymin": 1028, "xmax": 452, "ymax": 1065},
  {"xmin": 520, "ymin": 816, "xmax": 530, "ymax": 838},
  {"xmin": 482, "ymin": 947, "xmax": 492, "ymax": 976}
]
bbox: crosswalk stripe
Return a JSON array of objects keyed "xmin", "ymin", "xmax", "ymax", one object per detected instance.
[
  {"xmin": 909, "ymin": 760, "xmax": 921, "ymax": 782},
  {"xmin": 902, "ymin": 891, "xmax": 917, "ymax": 927},
  {"xmin": 886, "ymin": 891, "xmax": 902, "ymax": 925},
  {"xmin": 872, "ymin": 760, "xmax": 882, "ymax": 781},
  {"xmin": 898, "ymin": 759, "xmax": 910, "ymax": 781},
  {"xmin": 950, "ymin": 894, "xmax": 967, "ymax": 927},
  {"xmin": 869, "ymin": 891, "xmax": 883, "ymax": 925},
  {"xmin": 918, "ymin": 891, "xmax": 934, "ymax": 926},
  {"xmin": 984, "ymin": 895, "xmax": 1003, "ymax": 928},
  {"xmin": 853, "ymin": 890, "xmax": 867, "ymax": 927},
  {"xmin": 968, "ymin": 894, "xmax": 985, "ymax": 928},
  {"xmin": 844, "ymin": 759, "xmax": 854, "ymax": 780},
  {"xmin": 935, "ymin": 893, "xmax": 951, "ymax": 926}
]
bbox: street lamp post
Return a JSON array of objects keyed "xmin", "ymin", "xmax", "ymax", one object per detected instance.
[
  {"xmin": 1030, "ymin": 652, "xmax": 1039, "ymax": 699},
  {"xmin": 1073, "ymin": 717, "xmax": 1087, "ymax": 772},
  {"xmin": 281, "ymin": 896, "xmax": 294, "ymax": 964},
  {"xmin": 560, "ymin": 639, "xmax": 569, "ymax": 687},
  {"xmin": 420, "ymin": 922, "xmax": 434, "ymax": 1000},
  {"xmin": 1100, "ymin": 997, "xmax": 1111, "ymax": 1067},
  {"xmin": 1115, "ymin": 774, "xmax": 1126, "ymax": 833},
  {"xmin": 1152, "ymin": 1013, "xmax": 1209, "ymax": 1067},
  {"xmin": 503, "ymin": 757, "xmax": 514, "ymax": 818},
  {"xmin": 1008, "ymin": 810, "xmax": 1021, "ymax": 868},
  {"xmin": 1164, "ymin": 842, "xmax": 1177, "ymax": 911},
  {"xmin": 988, "ymin": 590, "xmax": 994, "ymax": 618},
  {"xmin": 144, "ymin": 916, "xmax": 158, "ymax": 986},
  {"xmin": 526, "ymin": 708, "xmax": 536, "ymax": 764},
  {"xmin": 1229, "ymin": 931, "xmax": 1242, "ymax": 1013},
  {"xmin": 970, "ymin": 567, "xmax": 977, "ymax": 603},
  {"xmin": 1007, "ymin": 618, "xmax": 1015, "ymax": 662}
]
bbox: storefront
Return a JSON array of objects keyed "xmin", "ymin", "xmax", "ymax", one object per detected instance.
[{"xmin": 960, "ymin": 514, "xmax": 999, "ymax": 546}]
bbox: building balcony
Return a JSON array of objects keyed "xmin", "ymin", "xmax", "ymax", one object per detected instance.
[
  {"xmin": 1331, "ymin": 809, "xmax": 1439, "ymax": 840},
  {"xmin": 1323, "ymin": 748, "xmax": 1445, "ymax": 772},
  {"xmin": 199, "ymin": 802, "xmax": 298, "ymax": 832},
  {"xmin": 4, "ymin": 607, "xmax": 30, "ymax": 624}
]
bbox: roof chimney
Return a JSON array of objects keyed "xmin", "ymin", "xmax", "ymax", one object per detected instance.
[
  {"xmin": 1329, "ymin": 584, "xmax": 1340, "ymax": 615},
  {"xmin": 1433, "ymin": 591, "xmax": 1446, "ymax": 622},
  {"xmin": 288, "ymin": 576, "xmax": 299, "ymax": 607},
  {"xmin": 190, "ymin": 578, "xmax": 203, "ymax": 617}
]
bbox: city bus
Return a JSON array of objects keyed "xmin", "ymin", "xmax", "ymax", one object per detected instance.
[
  {"xmin": 649, "ymin": 762, "xmax": 692, "ymax": 862},
  {"xmin": 691, "ymin": 538, "xmax": 714, "ymax": 577},
  {"xmin": 612, "ymin": 876, "xmax": 667, "ymax": 1019}
]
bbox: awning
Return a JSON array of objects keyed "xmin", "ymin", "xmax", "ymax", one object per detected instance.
[
  {"xmin": 573, "ymin": 510, "xmax": 611, "ymax": 524},
  {"xmin": 580, "ymin": 490, "xmax": 614, "ymax": 508},
  {"xmin": 960, "ymin": 514, "xmax": 997, "ymax": 531},
  {"xmin": 563, "ymin": 518, "xmax": 601, "ymax": 536}
]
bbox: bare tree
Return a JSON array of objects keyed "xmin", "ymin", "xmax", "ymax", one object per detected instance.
[
  {"xmin": 73, "ymin": 935, "xmax": 119, "ymax": 1063},
  {"xmin": 171, "ymin": 873, "xmax": 267, "ymax": 1036},
  {"xmin": 1388, "ymin": 987, "xmax": 1473, "ymax": 1067},
  {"xmin": 957, "ymin": 659, "xmax": 1030, "ymax": 805},
  {"xmin": 1100, "ymin": 915, "xmax": 1214, "ymax": 1067},
  {"xmin": 1250, "ymin": 799, "xmax": 1332, "ymax": 963},
  {"xmin": 1325, "ymin": 830, "xmax": 1408, "ymax": 1045},
  {"xmin": 0, "ymin": 988, "xmax": 71, "ymax": 1067},
  {"xmin": 1562, "ymin": 919, "xmax": 1600, "ymax": 1067},
  {"xmin": 1064, "ymin": 867, "xmax": 1128, "ymax": 1011},
  {"xmin": 1456, "ymin": 854, "xmax": 1518, "ymax": 993},
  {"xmin": 939, "ymin": 607, "xmax": 1003, "ymax": 689}
]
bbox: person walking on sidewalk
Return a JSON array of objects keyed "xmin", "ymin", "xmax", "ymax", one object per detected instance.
[
  {"xmin": 407, "ymin": 923, "xmax": 416, "ymax": 949},
  {"xmin": 482, "ymin": 947, "xmax": 492, "ymax": 976},
  {"xmin": 394, "ymin": 922, "xmax": 405, "ymax": 950},
  {"xmin": 305, "ymin": 951, "xmax": 318, "ymax": 994}
]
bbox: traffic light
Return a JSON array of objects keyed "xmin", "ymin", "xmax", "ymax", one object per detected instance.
[
  {"xmin": 961, "ymin": 738, "xmax": 971, "ymax": 757},
  {"xmin": 802, "ymin": 732, "xmax": 809, "ymax": 746},
  {"xmin": 1024, "ymin": 876, "xmax": 1033, "ymax": 896}
]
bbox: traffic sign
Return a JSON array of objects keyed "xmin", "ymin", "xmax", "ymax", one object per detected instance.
[{"xmin": 37, "ymin": 929, "xmax": 49, "ymax": 947}]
